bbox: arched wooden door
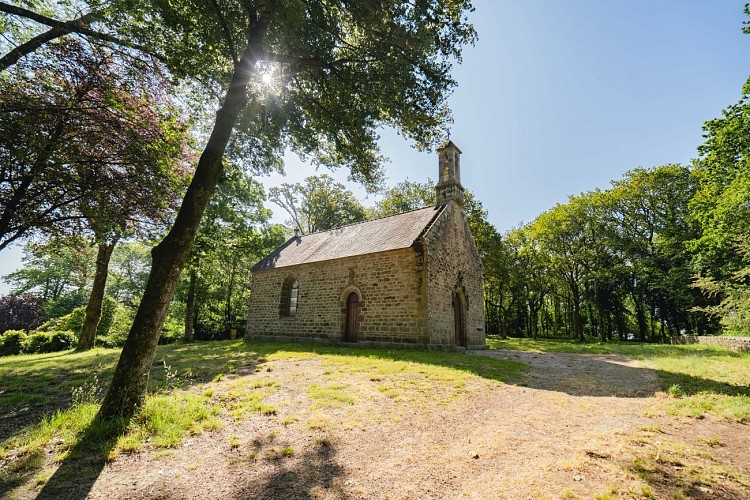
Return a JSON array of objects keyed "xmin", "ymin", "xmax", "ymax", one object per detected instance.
[
  {"xmin": 454, "ymin": 294, "xmax": 466, "ymax": 346},
  {"xmin": 344, "ymin": 292, "xmax": 360, "ymax": 342}
]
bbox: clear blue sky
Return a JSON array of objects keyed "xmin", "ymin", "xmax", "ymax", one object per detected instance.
[
  {"xmin": 1, "ymin": 0, "xmax": 749, "ymax": 291},
  {"xmin": 266, "ymin": 0, "xmax": 750, "ymax": 229}
]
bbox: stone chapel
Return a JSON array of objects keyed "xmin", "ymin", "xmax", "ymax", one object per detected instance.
[{"xmin": 245, "ymin": 141, "xmax": 485, "ymax": 350}]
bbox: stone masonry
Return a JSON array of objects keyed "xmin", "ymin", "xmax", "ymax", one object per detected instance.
[
  {"xmin": 422, "ymin": 201, "xmax": 485, "ymax": 348},
  {"xmin": 247, "ymin": 247, "xmax": 426, "ymax": 344}
]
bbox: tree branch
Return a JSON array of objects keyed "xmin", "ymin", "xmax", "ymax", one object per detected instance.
[
  {"xmin": 0, "ymin": 10, "xmax": 100, "ymax": 71},
  {"xmin": 0, "ymin": 2, "xmax": 165, "ymax": 63},
  {"xmin": 208, "ymin": 0, "xmax": 238, "ymax": 64}
]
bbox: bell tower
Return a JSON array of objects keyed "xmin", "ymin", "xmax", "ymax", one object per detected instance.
[{"xmin": 435, "ymin": 140, "xmax": 464, "ymax": 206}]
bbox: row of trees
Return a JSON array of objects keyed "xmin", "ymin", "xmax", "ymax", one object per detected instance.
[
  {"xmin": 2, "ymin": 167, "xmax": 286, "ymax": 343},
  {"xmin": 484, "ymin": 166, "xmax": 702, "ymax": 341}
]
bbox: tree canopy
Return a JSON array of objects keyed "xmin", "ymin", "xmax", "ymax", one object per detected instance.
[{"xmin": 270, "ymin": 174, "xmax": 367, "ymax": 234}]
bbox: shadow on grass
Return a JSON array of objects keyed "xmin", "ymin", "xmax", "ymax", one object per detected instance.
[
  {"xmin": 1, "ymin": 339, "xmax": 524, "ymax": 495},
  {"xmin": 241, "ymin": 340, "xmax": 527, "ymax": 384},
  {"xmin": 486, "ymin": 335, "xmax": 749, "ymax": 358},
  {"xmin": 0, "ymin": 351, "xmax": 73, "ymax": 367},
  {"xmin": 624, "ymin": 439, "xmax": 750, "ymax": 499},
  {"xmin": 2, "ymin": 338, "xmax": 746, "ymax": 497},
  {"xmin": 1, "ymin": 415, "xmax": 129, "ymax": 500},
  {"xmin": 0, "ymin": 341, "xmax": 268, "ymax": 441},
  {"xmin": 475, "ymin": 347, "xmax": 750, "ymax": 398}
]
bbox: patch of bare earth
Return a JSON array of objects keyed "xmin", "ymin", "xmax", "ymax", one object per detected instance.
[{"xmin": 24, "ymin": 350, "xmax": 750, "ymax": 499}]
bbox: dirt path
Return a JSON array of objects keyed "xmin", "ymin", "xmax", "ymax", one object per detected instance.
[{"xmin": 28, "ymin": 350, "xmax": 750, "ymax": 499}]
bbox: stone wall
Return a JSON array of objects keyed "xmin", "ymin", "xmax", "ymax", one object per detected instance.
[
  {"xmin": 422, "ymin": 201, "xmax": 486, "ymax": 349},
  {"xmin": 245, "ymin": 248, "xmax": 427, "ymax": 344},
  {"xmin": 671, "ymin": 335, "xmax": 750, "ymax": 351},
  {"xmin": 697, "ymin": 336, "xmax": 750, "ymax": 351}
]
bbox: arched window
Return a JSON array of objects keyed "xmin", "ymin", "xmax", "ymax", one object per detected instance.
[{"xmin": 280, "ymin": 276, "xmax": 299, "ymax": 317}]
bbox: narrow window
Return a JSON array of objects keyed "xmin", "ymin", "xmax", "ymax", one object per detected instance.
[
  {"xmin": 280, "ymin": 276, "xmax": 299, "ymax": 317},
  {"xmin": 288, "ymin": 279, "xmax": 299, "ymax": 316}
]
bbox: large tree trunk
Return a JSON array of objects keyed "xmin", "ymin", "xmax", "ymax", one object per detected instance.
[
  {"xmin": 184, "ymin": 268, "xmax": 197, "ymax": 343},
  {"xmin": 77, "ymin": 241, "xmax": 115, "ymax": 350},
  {"xmin": 98, "ymin": 40, "xmax": 260, "ymax": 419}
]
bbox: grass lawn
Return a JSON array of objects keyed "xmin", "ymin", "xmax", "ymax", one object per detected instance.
[
  {"xmin": 488, "ymin": 336, "xmax": 750, "ymax": 422},
  {"xmin": 0, "ymin": 340, "xmax": 526, "ymax": 496}
]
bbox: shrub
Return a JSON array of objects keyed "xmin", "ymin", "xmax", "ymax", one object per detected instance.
[
  {"xmin": 159, "ymin": 317, "xmax": 184, "ymax": 345},
  {"xmin": 99, "ymin": 304, "xmax": 134, "ymax": 347},
  {"xmin": 0, "ymin": 330, "xmax": 28, "ymax": 356},
  {"xmin": 24, "ymin": 332, "xmax": 54, "ymax": 353},
  {"xmin": 22, "ymin": 330, "xmax": 78, "ymax": 354},
  {"xmin": 95, "ymin": 296, "xmax": 117, "ymax": 338},
  {"xmin": 49, "ymin": 330, "xmax": 77, "ymax": 351}
]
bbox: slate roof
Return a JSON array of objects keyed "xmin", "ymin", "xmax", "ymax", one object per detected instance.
[{"xmin": 251, "ymin": 205, "xmax": 443, "ymax": 271}]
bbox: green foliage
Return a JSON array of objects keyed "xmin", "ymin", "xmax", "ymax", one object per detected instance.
[
  {"xmin": 159, "ymin": 314, "xmax": 184, "ymax": 345},
  {"xmin": 269, "ymin": 174, "xmax": 367, "ymax": 234},
  {"xmin": 42, "ymin": 289, "xmax": 89, "ymax": 320},
  {"xmin": 690, "ymin": 86, "xmax": 750, "ymax": 274},
  {"xmin": 0, "ymin": 330, "xmax": 27, "ymax": 356},
  {"xmin": 37, "ymin": 306, "xmax": 86, "ymax": 335},
  {"xmin": 492, "ymin": 164, "xmax": 705, "ymax": 341},
  {"xmin": 48, "ymin": 330, "xmax": 78, "ymax": 352},
  {"xmin": 22, "ymin": 332, "xmax": 55, "ymax": 354},
  {"xmin": 4, "ymin": 237, "xmax": 95, "ymax": 305},
  {"xmin": 688, "ymin": 75, "xmax": 750, "ymax": 332},
  {"xmin": 96, "ymin": 296, "xmax": 117, "ymax": 338},
  {"xmin": 99, "ymin": 304, "xmax": 135, "ymax": 348},
  {"xmin": 22, "ymin": 330, "xmax": 77, "ymax": 354},
  {"xmin": 373, "ymin": 180, "xmax": 435, "ymax": 217},
  {"xmin": 692, "ymin": 231, "xmax": 750, "ymax": 336},
  {"xmin": 181, "ymin": 166, "xmax": 285, "ymax": 338},
  {"xmin": 667, "ymin": 384, "xmax": 685, "ymax": 398},
  {"xmin": 107, "ymin": 242, "xmax": 152, "ymax": 306},
  {"xmin": 0, "ymin": 329, "xmax": 77, "ymax": 356},
  {"xmin": 35, "ymin": 296, "xmax": 136, "ymax": 347}
]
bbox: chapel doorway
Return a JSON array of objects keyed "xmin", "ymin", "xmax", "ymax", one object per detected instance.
[
  {"xmin": 344, "ymin": 292, "xmax": 360, "ymax": 342},
  {"xmin": 454, "ymin": 293, "xmax": 466, "ymax": 346}
]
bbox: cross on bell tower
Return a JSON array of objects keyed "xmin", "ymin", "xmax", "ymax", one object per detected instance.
[{"xmin": 435, "ymin": 139, "xmax": 464, "ymax": 206}]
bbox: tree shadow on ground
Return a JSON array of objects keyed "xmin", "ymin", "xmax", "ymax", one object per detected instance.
[
  {"xmin": 472, "ymin": 349, "xmax": 750, "ymax": 398},
  {"xmin": 0, "ymin": 341, "xmax": 267, "ymax": 441},
  {"xmin": 235, "ymin": 441, "xmax": 347, "ymax": 499},
  {"xmin": 617, "ymin": 431, "xmax": 750, "ymax": 500},
  {"xmin": 3, "ymin": 339, "xmax": 746, "ymax": 497},
  {"xmin": 28, "ymin": 416, "xmax": 128, "ymax": 499},
  {"xmin": 0, "ymin": 342, "xmax": 267, "ymax": 498},
  {"xmin": 242, "ymin": 340, "xmax": 527, "ymax": 383}
]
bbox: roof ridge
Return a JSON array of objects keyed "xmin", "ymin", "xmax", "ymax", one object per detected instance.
[
  {"xmin": 412, "ymin": 203, "xmax": 447, "ymax": 244},
  {"xmin": 298, "ymin": 204, "xmax": 438, "ymax": 237}
]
